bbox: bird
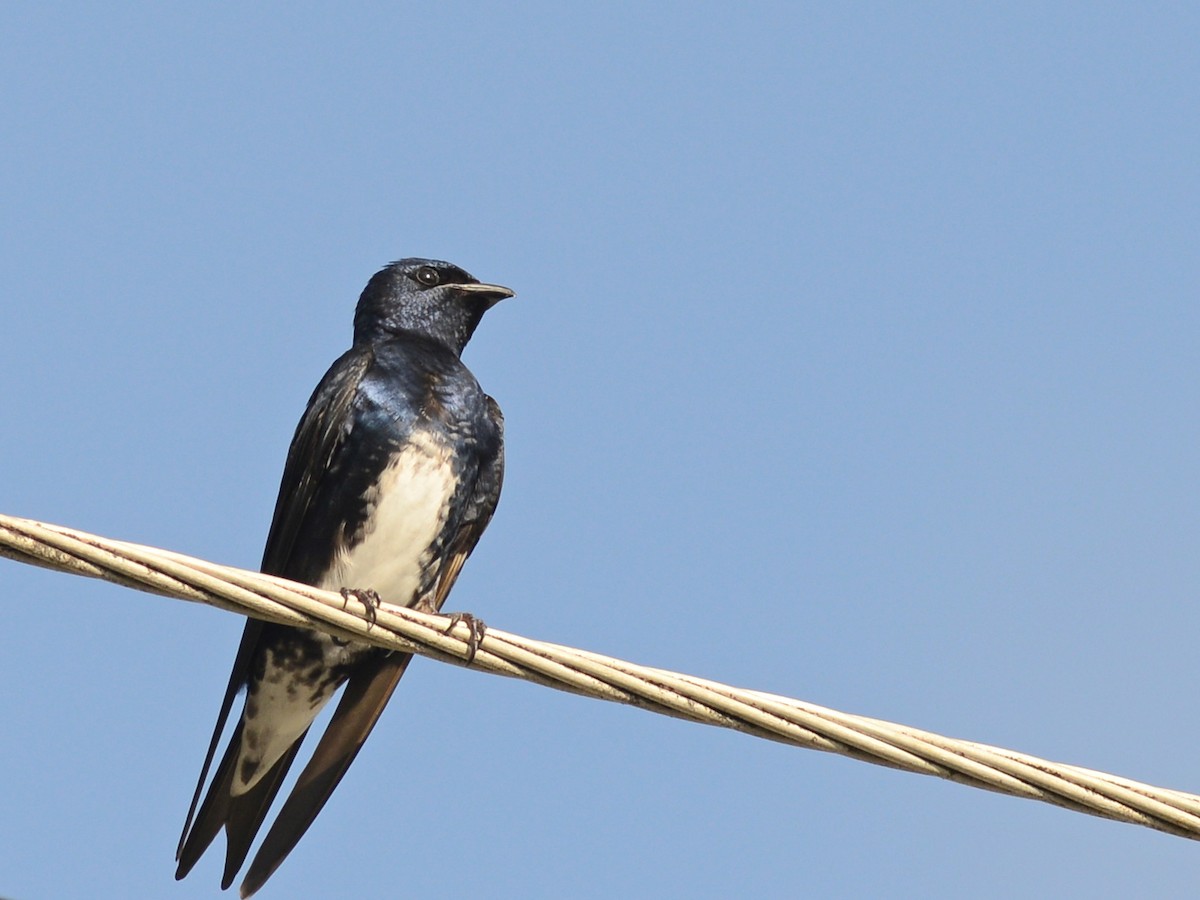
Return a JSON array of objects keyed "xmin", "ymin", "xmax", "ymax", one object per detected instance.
[{"xmin": 174, "ymin": 258, "xmax": 513, "ymax": 897}]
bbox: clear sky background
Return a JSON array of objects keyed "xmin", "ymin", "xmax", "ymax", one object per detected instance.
[{"xmin": 1, "ymin": 4, "xmax": 1197, "ymax": 898}]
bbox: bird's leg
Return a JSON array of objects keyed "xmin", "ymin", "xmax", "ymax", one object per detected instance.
[{"xmin": 339, "ymin": 588, "xmax": 382, "ymax": 627}]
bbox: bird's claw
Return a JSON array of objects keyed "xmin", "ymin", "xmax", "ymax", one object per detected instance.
[
  {"xmin": 339, "ymin": 588, "xmax": 382, "ymax": 627},
  {"xmin": 444, "ymin": 612, "xmax": 487, "ymax": 664}
]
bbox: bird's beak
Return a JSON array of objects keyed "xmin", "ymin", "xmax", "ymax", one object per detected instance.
[{"xmin": 454, "ymin": 282, "xmax": 515, "ymax": 304}]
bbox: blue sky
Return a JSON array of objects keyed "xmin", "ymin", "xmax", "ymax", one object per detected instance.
[{"xmin": 1, "ymin": 3, "xmax": 1198, "ymax": 898}]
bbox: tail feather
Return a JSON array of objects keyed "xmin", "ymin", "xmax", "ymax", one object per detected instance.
[
  {"xmin": 221, "ymin": 736, "xmax": 308, "ymax": 889},
  {"xmin": 177, "ymin": 621, "xmax": 265, "ymax": 862},
  {"xmin": 176, "ymin": 649, "xmax": 414, "ymax": 898},
  {"xmin": 174, "ymin": 719, "xmax": 310, "ymax": 885},
  {"xmin": 239, "ymin": 652, "xmax": 413, "ymax": 898},
  {"xmin": 175, "ymin": 722, "xmax": 240, "ymax": 880}
]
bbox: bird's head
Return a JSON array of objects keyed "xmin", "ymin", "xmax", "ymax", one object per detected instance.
[{"xmin": 353, "ymin": 258, "xmax": 514, "ymax": 354}]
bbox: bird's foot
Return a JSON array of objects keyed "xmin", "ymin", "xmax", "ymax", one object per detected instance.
[
  {"xmin": 443, "ymin": 612, "xmax": 487, "ymax": 665},
  {"xmin": 340, "ymin": 588, "xmax": 382, "ymax": 627}
]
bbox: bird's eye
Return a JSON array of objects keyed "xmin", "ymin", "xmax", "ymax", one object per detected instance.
[{"xmin": 415, "ymin": 266, "xmax": 440, "ymax": 287}]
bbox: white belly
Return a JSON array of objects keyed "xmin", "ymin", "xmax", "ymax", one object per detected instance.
[{"xmin": 319, "ymin": 429, "xmax": 457, "ymax": 605}]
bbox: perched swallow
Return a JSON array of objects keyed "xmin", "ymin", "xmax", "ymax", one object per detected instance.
[{"xmin": 175, "ymin": 258, "xmax": 513, "ymax": 896}]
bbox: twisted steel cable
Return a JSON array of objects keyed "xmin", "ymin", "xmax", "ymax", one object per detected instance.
[{"xmin": 2, "ymin": 512, "xmax": 1198, "ymax": 840}]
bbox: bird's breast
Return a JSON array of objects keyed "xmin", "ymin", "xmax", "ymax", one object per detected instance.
[{"xmin": 319, "ymin": 428, "xmax": 457, "ymax": 606}]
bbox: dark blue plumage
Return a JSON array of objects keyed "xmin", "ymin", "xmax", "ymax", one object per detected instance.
[{"xmin": 175, "ymin": 258, "xmax": 513, "ymax": 897}]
